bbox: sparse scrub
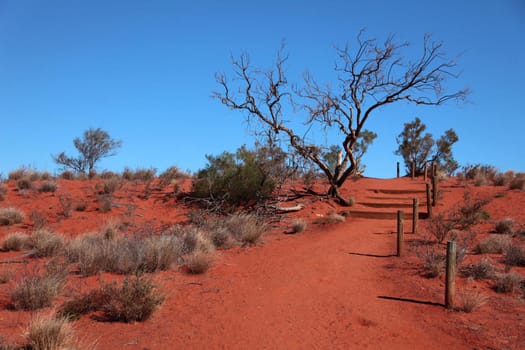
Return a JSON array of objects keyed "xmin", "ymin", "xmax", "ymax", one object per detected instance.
[
  {"xmin": 10, "ymin": 269, "xmax": 67, "ymax": 310},
  {"xmin": 417, "ymin": 247, "xmax": 446, "ymax": 278},
  {"xmin": 159, "ymin": 166, "xmax": 188, "ymax": 186},
  {"xmin": 59, "ymin": 170, "xmax": 75, "ymax": 180},
  {"xmin": 2, "ymin": 232, "xmax": 30, "ymax": 251},
  {"xmin": 38, "ymin": 181, "xmax": 58, "ymax": 193},
  {"xmin": 462, "ymin": 258, "xmax": 496, "ymax": 280},
  {"xmin": 185, "ymin": 250, "xmax": 214, "ymax": 274},
  {"xmin": 58, "ymin": 193, "xmax": 73, "ymax": 217},
  {"xmin": 449, "ymin": 192, "xmax": 491, "ymax": 230},
  {"xmin": 475, "ymin": 235, "xmax": 511, "ymax": 254},
  {"xmin": 504, "ymin": 244, "xmax": 525, "ymax": 267},
  {"xmin": 426, "ymin": 213, "xmax": 453, "ymax": 244},
  {"xmin": 224, "ymin": 213, "xmax": 266, "ymax": 245},
  {"xmin": 0, "ymin": 183, "xmax": 7, "ymax": 201},
  {"xmin": 17, "ymin": 177, "xmax": 33, "ymax": 190},
  {"xmin": 458, "ymin": 290, "xmax": 488, "ymax": 313},
  {"xmin": 291, "ymin": 219, "xmax": 307, "ymax": 233},
  {"xmin": 509, "ymin": 173, "xmax": 525, "ymax": 190},
  {"xmin": 0, "ymin": 207, "xmax": 24, "ymax": 226},
  {"xmin": 495, "ymin": 218, "xmax": 515, "ymax": 234},
  {"xmin": 25, "ymin": 313, "xmax": 72, "ymax": 350},
  {"xmin": 104, "ymin": 275, "xmax": 164, "ymax": 322},
  {"xmin": 74, "ymin": 200, "xmax": 87, "ymax": 212},
  {"xmin": 30, "ymin": 209, "xmax": 47, "ymax": 230},
  {"xmin": 29, "ymin": 229, "xmax": 65, "ymax": 258},
  {"xmin": 208, "ymin": 227, "xmax": 231, "ymax": 248},
  {"xmin": 98, "ymin": 194, "xmax": 113, "ymax": 213},
  {"xmin": 102, "ymin": 177, "xmax": 120, "ymax": 194},
  {"xmin": 493, "ymin": 272, "xmax": 523, "ymax": 293},
  {"xmin": 8, "ymin": 167, "xmax": 30, "ymax": 180}
]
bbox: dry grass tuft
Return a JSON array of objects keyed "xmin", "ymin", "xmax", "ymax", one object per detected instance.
[
  {"xmin": 224, "ymin": 213, "xmax": 266, "ymax": 245},
  {"xmin": 504, "ymin": 244, "xmax": 525, "ymax": 267},
  {"xmin": 185, "ymin": 250, "xmax": 214, "ymax": 274},
  {"xmin": 493, "ymin": 272, "xmax": 523, "ymax": 293},
  {"xmin": 2, "ymin": 232, "xmax": 30, "ymax": 251},
  {"xmin": 0, "ymin": 207, "xmax": 24, "ymax": 226},
  {"xmin": 313, "ymin": 213, "xmax": 346, "ymax": 225},
  {"xmin": 0, "ymin": 183, "xmax": 7, "ymax": 201},
  {"xmin": 291, "ymin": 219, "xmax": 307, "ymax": 233},
  {"xmin": 462, "ymin": 258, "xmax": 496, "ymax": 280},
  {"xmin": 475, "ymin": 234, "xmax": 511, "ymax": 254},
  {"xmin": 417, "ymin": 247, "xmax": 446, "ymax": 278},
  {"xmin": 494, "ymin": 218, "xmax": 515, "ymax": 234},
  {"xmin": 25, "ymin": 313, "xmax": 73, "ymax": 350},
  {"xmin": 457, "ymin": 290, "xmax": 488, "ymax": 313},
  {"xmin": 10, "ymin": 269, "xmax": 67, "ymax": 310},
  {"xmin": 29, "ymin": 229, "xmax": 65, "ymax": 258},
  {"xmin": 38, "ymin": 181, "xmax": 58, "ymax": 193}
]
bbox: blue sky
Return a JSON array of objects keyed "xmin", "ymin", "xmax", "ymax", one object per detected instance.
[{"xmin": 0, "ymin": 0, "xmax": 524, "ymax": 178}]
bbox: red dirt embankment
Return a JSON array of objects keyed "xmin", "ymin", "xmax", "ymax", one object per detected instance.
[{"xmin": 0, "ymin": 176, "xmax": 524, "ymax": 349}]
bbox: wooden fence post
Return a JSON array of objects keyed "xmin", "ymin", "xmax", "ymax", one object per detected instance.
[
  {"xmin": 397, "ymin": 162, "xmax": 400, "ymax": 178},
  {"xmin": 424, "ymin": 162, "xmax": 428, "ymax": 182},
  {"xmin": 412, "ymin": 198, "xmax": 419, "ymax": 234},
  {"xmin": 397, "ymin": 210, "xmax": 404, "ymax": 257},
  {"xmin": 426, "ymin": 183, "xmax": 432, "ymax": 218},
  {"xmin": 432, "ymin": 173, "xmax": 438, "ymax": 207},
  {"xmin": 445, "ymin": 241, "xmax": 457, "ymax": 309},
  {"xmin": 411, "ymin": 162, "xmax": 415, "ymax": 180}
]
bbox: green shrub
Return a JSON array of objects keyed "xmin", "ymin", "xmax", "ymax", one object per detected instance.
[
  {"xmin": 192, "ymin": 146, "xmax": 275, "ymax": 207},
  {"xmin": 0, "ymin": 207, "xmax": 24, "ymax": 226}
]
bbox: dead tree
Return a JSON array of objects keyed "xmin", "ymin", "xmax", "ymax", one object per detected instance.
[{"xmin": 214, "ymin": 32, "xmax": 468, "ymax": 205}]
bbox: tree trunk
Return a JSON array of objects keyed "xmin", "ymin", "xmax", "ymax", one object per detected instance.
[{"xmin": 327, "ymin": 183, "xmax": 352, "ymax": 206}]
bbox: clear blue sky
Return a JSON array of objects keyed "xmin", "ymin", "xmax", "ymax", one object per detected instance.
[{"xmin": 1, "ymin": 0, "xmax": 524, "ymax": 178}]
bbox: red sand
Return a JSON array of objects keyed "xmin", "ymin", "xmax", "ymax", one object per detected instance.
[{"xmin": 0, "ymin": 176, "xmax": 524, "ymax": 349}]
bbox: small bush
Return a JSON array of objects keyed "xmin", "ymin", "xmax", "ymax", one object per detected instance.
[
  {"xmin": 103, "ymin": 177, "xmax": 120, "ymax": 194},
  {"xmin": 427, "ymin": 213, "xmax": 453, "ymax": 243},
  {"xmin": 224, "ymin": 213, "xmax": 266, "ymax": 245},
  {"xmin": 504, "ymin": 244, "xmax": 525, "ymax": 267},
  {"xmin": 29, "ymin": 229, "xmax": 65, "ymax": 258},
  {"xmin": 495, "ymin": 218, "xmax": 515, "ymax": 234},
  {"xmin": 16, "ymin": 177, "xmax": 33, "ymax": 190},
  {"xmin": 98, "ymin": 195, "xmax": 113, "ymax": 213},
  {"xmin": 30, "ymin": 209, "xmax": 47, "ymax": 230},
  {"xmin": 10, "ymin": 270, "xmax": 66, "ymax": 310},
  {"xmin": 74, "ymin": 200, "xmax": 87, "ymax": 212},
  {"xmin": 98, "ymin": 170, "xmax": 120, "ymax": 179},
  {"xmin": 462, "ymin": 258, "xmax": 496, "ymax": 280},
  {"xmin": 39, "ymin": 181, "xmax": 58, "ymax": 193},
  {"xmin": 58, "ymin": 194, "xmax": 73, "ymax": 217},
  {"xmin": 291, "ymin": 220, "xmax": 307, "ymax": 233},
  {"xmin": 417, "ymin": 247, "xmax": 446, "ymax": 278},
  {"xmin": 475, "ymin": 235, "xmax": 511, "ymax": 254},
  {"xmin": 159, "ymin": 166, "xmax": 188, "ymax": 186},
  {"xmin": 185, "ymin": 251, "xmax": 214, "ymax": 274},
  {"xmin": 458, "ymin": 290, "xmax": 488, "ymax": 313},
  {"xmin": 0, "ymin": 207, "xmax": 24, "ymax": 226},
  {"xmin": 0, "ymin": 183, "xmax": 7, "ymax": 201},
  {"xmin": 8, "ymin": 168, "xmax": 29, "ymax": 180},
  {"xmin": 100, "ymin": 275, "xmax": 164, "ymax": 322},
  {"xmin": 509, "ymin": 173, "xmax": 525, "ymax": 190},
  {"xmin": 59, "ymin": 171, "xmax": 75, "ymax": 180},
  {"xmin": 208, "ymin": 227, "xmax": 231, "ymax": 248},
  {"xmin": 25, "ymin": 314, "xmax": 72, "ymax": 350},
  {"xmin": 2, "ymin": 232, "xmax": 30, "ymax": 251},
  {"xmin": 493, "ymin": 272, "xmax": 523, "ymax": 293},
  {"xmin": 449, "ymin": 192, "xmax": 491, "ymax": 230}
]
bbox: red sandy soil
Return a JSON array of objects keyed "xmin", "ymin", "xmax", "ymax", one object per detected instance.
[{"xmin": 0, "ymin": 176, "xmax": 524, "ymax": 349}]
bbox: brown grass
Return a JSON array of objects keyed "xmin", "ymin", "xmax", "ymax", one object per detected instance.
[
  {"xmin": 10, "ymin": 269, "xmax": 67, "ymax": 310},
  {"xmin": 504, "ymin": 244, "xmax": 525, "ymax": 267},
  {"xmin": 29, "ymin": 229, "xmax": 65, "ymax": 258},
  {"xmin": 0, "ymin": 207, "xmax": 24, "ymax": 226},
  {"xmin": 0, "ymin": 183, "xmax": 7, "ymax": 201},
  {"xmin": 313, "ymin": 213, "xmax": 346, "ymax": 225},
  {"xmin": 492, "ymin": 272, "xmax": 523, "ymax": 293},
  {"xmin": 457, "ymin": 290, "xmax": 488, "ymax": 313},
  {"xmin": 224, "ymin": 213, "xmax": 267, "ymax": 245},
  {"xmin": 462, "ymin": 258, "xmax": 496, "ymax": 280},
  {"xmin": 25, "ymin": 313, "xmax": 73, "ymax": 350},
  {"xmin": 291, "ymin": 219, "xmax": 307, "ymax": 233},
  {"xmin": 38, "ymin": 181, "xmax": 58, "ymax": 193},
  {"xmin": 475, "ymin": 234, "xmax": 511, "ymax": 254},
  {"xmin": 185, "ymin": 251, "xmax": 214, "ymax": 274},
  {"xmin": 2, "ymin": 232, "xmax": 30, "ymax": 251}
]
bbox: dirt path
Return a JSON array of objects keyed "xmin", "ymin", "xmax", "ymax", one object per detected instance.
[{"xmin": 80, "ymin": 180, "xmax": 470, "ymax": 349}]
